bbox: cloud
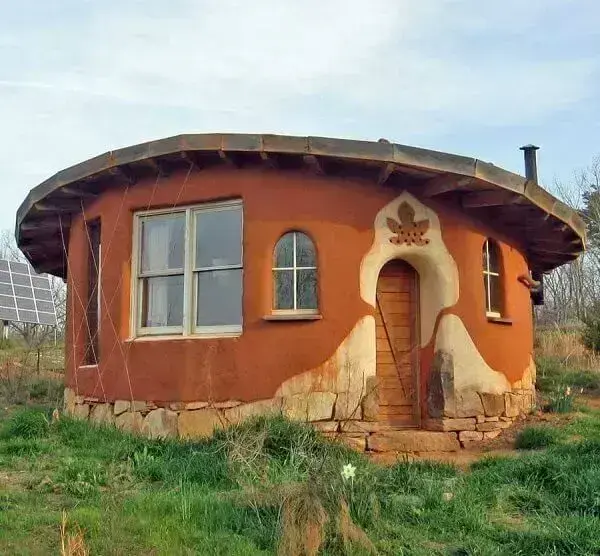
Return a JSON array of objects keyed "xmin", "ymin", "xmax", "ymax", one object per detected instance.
[{"xmin": 0, "ymin": 0, "xmax": 599, "ymax": 231}]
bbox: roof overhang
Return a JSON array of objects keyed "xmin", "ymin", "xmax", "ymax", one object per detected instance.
[{"xmin": 15, "ymin": 133, "xmax": 586, "ymax": 278}]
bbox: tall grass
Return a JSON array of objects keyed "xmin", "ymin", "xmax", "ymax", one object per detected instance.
[
  {"xmin": 536, "ymin": 327, "xmax": 600, "ymax": 371},
  {"xmin": 3, "ymin": 406, "xmax": 600, "ymax": 554}
]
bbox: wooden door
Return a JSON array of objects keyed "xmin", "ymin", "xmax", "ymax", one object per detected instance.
[{"xmin": 375, "ymin": 260, "xmax": 420, "ymax": 428}]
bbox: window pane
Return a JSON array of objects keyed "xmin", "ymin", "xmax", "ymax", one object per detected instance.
[
  {"xmin": 297, "ymin": 269, "xmax": 317, "ymax": 309},
  {"xmin": 488, "ymin": 241, "xmax": 500, "ymax": 273},
  {"xmin": 489, "ymin": 275, "xmax": 502, "ymax": 314},
  {"xmin": 0, "ymin": 284, "xmax": 11, "ymax": 295},
  {"xmin": 273, "ymin": 269, "xmax": 294, "ymax": 310},
  {"xmin": 196, "ymin": 269, "xmax": 242, "ymax": 327},
  {"xmin": 0, "ymin": 271, "xmax": 9, "ymax": 284},
  {"xmin": 140, "ymin": 214, "xmax": 185, "ymax": 273},
  {"xmin": 195, "ymin": 207, "xmax": 242, "ymax": 269},
  {"xmin": 273, "ymin": 233, "xmax": 294, "ymax": 268},
  {"xmin": 141, "ymin": 275, "xmax": 184, "ymax": 327},
  {"xmin": 296, "ymin": 233, "xmax": 316, "ymax": 267},
  {"xmin": 482, "ymin": 242, "xmax": 488, "ymax": 271},
  {"xmin": 0, "ymin": 260, "xmax": 8, "ymax": 271}
]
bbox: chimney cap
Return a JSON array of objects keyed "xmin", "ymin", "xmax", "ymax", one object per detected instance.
[{"xmin": 520, "ymin": 144, "xmax": 540, "ymax": 151}]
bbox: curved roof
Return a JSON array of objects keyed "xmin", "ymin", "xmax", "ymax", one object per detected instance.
[{"xmin": 16, "ymin": 133, "xmax": 585, "ymax": 278}]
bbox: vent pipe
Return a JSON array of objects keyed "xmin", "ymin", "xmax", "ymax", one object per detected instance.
[
  {"xmin": 519, "ymin": 144, "xmax": 540, "ymax": 183},
  {"xmin": 520, "ymin": 144, "xmax": 544, "ymax": 305}
]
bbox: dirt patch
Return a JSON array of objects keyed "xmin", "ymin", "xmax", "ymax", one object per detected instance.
[{"xmin": 0, "ymin": 470, "xmax": 29, "ymax": 491}]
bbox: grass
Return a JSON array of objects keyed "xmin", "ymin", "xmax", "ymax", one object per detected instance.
[
  {"xmin": 2, "ymin": 335, "xmax": 600, "ymax": 554},
  {"xmin": 1, "ymin": 404, "xmax": 600, "ymax": 554},
  {"xmin": 515, "ymin": 425, "xmax": 560, "ymax": 450}
]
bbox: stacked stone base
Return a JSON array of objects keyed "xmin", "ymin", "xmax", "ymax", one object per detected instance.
[
  {"xmin": 63, "ymin": 386, "xmax": 535, "ymax": 453},
  {"xmin": 425, "ymin": 388, "xmax": 535, "ymax": 448}
]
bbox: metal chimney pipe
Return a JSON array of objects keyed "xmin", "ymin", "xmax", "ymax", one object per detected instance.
[
  {"xmin": 519, "ymin": 144, "xmax": 540, "ymax": 183},
  {"xmin": 520, "ymin": 144, "xmax": 544, "ymax": 305}
]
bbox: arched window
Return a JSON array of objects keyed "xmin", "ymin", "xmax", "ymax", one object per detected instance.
[
  {"xmin": 483, "ymin": 239, "xmax": 502, "ymax": 317},
  {"xmin": 273, "ymin": 232, "xmax": 318, "ymax": 312}
]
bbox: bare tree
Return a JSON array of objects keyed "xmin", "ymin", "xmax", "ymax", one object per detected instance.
[{"xmin": 537, "ymin": 156, "xmax": 600, "ymax": 326}]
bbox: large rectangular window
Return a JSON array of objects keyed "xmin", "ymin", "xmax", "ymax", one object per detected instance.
[{"xmin": 133, "ymin": 200, "xmax": 243, "ymax": 337}]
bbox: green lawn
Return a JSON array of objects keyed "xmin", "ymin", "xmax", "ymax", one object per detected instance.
[{"xmin": 1, "ymin": 402, "xmax": 600, "ymax": 555}]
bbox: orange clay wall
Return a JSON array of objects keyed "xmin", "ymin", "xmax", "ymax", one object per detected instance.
[{"xmin": 65, "ymin": 166, "xmax": 533, "ymax": 403}]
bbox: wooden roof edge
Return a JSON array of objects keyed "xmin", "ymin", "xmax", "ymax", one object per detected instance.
[{"xmin": 15, "ymin": 133, "xmax": 585, "ymax": 273}]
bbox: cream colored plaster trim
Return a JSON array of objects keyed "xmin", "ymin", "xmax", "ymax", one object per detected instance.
[
  {"xmin": 360, "ymin": 191, "xmax": 459, "ymax": 347},
  {"xmin": 435, "ymin": 314, "xmax": 510, "ymax": 395},
  {"xmin": 274, "ymin": 315, "xmax": 376, "ymax": 403}
]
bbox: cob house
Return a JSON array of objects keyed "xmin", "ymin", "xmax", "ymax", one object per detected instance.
[{"xmin": 16, "ymin": 134, "xmax": 585, "ymax": 452}]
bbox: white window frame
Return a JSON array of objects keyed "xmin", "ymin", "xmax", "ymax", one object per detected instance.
[
  {"xmin": 483, "ymin": 239, "xmax": 501, "ymax": 318},
  {"xmin": 272, "ymin": 231, "xmax": 318, "ymax": 315},
  {"xmin": 130, "ymin": 199, "xmax": 243, "ymax": 338}
]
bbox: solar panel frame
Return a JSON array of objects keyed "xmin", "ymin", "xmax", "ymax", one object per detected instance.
[{"xmin": 0, "ymin": 258, "xmax": 57, "ymax": 326}]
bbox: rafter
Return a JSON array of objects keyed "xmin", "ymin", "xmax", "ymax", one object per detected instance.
[
  {"xmin": 108, "ymin": 165, "xmax": 137, "ymax": 185},
  {"xmin": 33, "ymin": 201, "xmax": 79, "ymax": 214},
  {"xmin": 420, "ymin": 174, "xmax": 472, "ymax": 197},
  {"xmin": 57, "ymin": 186, "xmax": 99, "ymax": 200},
  {"xmin": 20, "ymin": 220, "xmax": 68, "ymax": 233},
  {"xmin": 377, "ymin": 163, "xmax": 396, "ymax": 186},
  {"xmin": 303, "ymin": 154, "xmax": 324, "ymax": 175},
  {"xmin": 462, "ymin": 190, "xmax": 519, "ymax": 208},
  {"xmin": 259, "ymin": 151, "xmax": 278, "ymax": 169}
]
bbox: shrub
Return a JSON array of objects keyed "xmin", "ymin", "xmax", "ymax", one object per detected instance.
[
  {"xmin": 515, "ymin": 426, "xmax": 559, "ymax": 450},
  {"xmin": 3, "ymin": 408, "xmax": 50, "ymax": 439},
  {"xmin": 582, "ymin": 318, "xmax": 600, "ymax": 354},
  {"xmin": 29, "ymin": 378, "xmax": 63, "ymax": 402},
  {"xmin": 55, "ymin": 458, "xmax": 108, "ymax": 497}
]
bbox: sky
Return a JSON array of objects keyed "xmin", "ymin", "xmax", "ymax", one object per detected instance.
[{"xmin": 1, "ymin": 0, "xmax": 599, "ymax": 235}]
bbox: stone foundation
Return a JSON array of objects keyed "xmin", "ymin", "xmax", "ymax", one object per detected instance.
[{"xmin": 64, "ymin": 385, "xmax": 535, "ymax": 453}]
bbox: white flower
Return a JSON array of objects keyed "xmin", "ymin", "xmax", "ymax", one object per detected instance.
[
  {"xmin": 565, "ymin": 386, "xmax": 572, "ymax": 396},
  {"xmin": 580, "ymin": 388, "xmax": 584, "ymax": 394},
  {"xmin": 341, "ymin": 463, "xmax": 356, "ymax": 481},
  {"xmin": 442, "ymin": 492, "xmax": 454, "ymax": 502}
]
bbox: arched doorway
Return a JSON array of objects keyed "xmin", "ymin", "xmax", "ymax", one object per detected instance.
[{"xmin": 375, "ymin": 260, "xmax": 420, "ymax": 428}]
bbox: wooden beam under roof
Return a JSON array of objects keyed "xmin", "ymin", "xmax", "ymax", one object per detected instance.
[
  {"xmin": 33, "ymin": 201, "xmax": 81, "ymax": 213},
  {"xmin": 303, "ymin": 154, "xmax": 324, "ymax": 175},
  {"xmin": 259, "ymin": 151, "xmax": 278, "ymax": 169},
  {"xmin": 420, "ymin": 174, "xmax": 473, "ymax": 197},
  {"xmin": 133, "ymin": 157, "xmax": 160, "ymax": 173},
  {"xmin": 108, "ymin": 165, "xmax": 137, "ymax": 185},
  {"xmin": 57, "ymin": 186, "xmax": 99, "ymax": 199},
  {"xmin": 218, "ymin": 150, "xmax": 236, "ymax": 167},
  {"xmin": 20, "ymin": 219, "xmax": 69, "ymax": 233},
  {"xmin": 462, "ymin": 190, "xmax": 520, "ymax": 208},
  {"xmin": 377, "ymin": 163, "xmax": 396, "ymax": 186}
]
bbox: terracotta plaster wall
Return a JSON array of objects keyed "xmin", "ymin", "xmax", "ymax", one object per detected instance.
[
  {"xmin": 417, "ymin": 199, "xmax": 534, "ymax": 393},
  {"xmin": 66, "ymin": 167, "xmax": 394, "ymax": 402},
  {"xmin": 65, "ymin": 167, "xmax": 533, "ymax": 404}
]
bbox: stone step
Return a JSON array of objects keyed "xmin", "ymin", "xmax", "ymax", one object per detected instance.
[{"xmin": 367, "ymin": 430, "xmax": 460, "ymax": 453}]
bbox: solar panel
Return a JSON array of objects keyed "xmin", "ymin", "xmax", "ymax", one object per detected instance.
[{"xmin": 0, "ymin": 259, "xmax": 57, "ymax": 325}]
